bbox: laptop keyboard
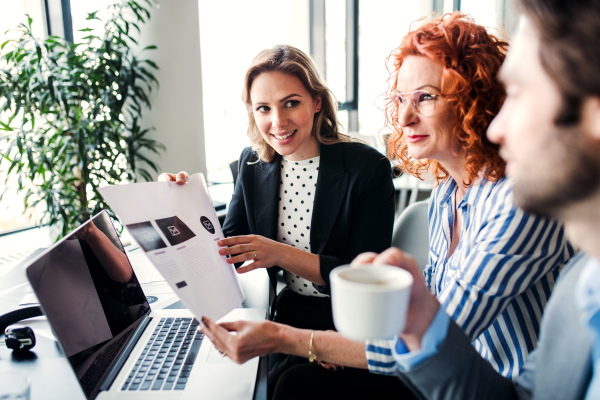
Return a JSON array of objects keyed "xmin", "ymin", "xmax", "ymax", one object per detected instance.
[
  {"xmin": 121, "ymin": 317, "xmax": 203, "ymax": 391},
  {"xmin": 80, "ymin": 328, "xmax": 134, "ymax": 397}
]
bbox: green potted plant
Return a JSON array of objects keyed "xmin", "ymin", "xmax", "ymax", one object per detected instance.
[{"xmin": 0, "ymin": 0, "xmax": 164, "ymax": 238}]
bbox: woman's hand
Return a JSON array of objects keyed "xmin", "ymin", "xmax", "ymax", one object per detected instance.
[
  {"xmin": 317, "ymin": 330, "xmax": 345, "ymax": 372},
  {"xmin": 218, "ymin": 235, "xmax": 287, "ymax": 273},
  {"xmin": 157, "ymin": 171, "xmax": 189, "ymax": 185},
  {"xmin": 200, "ymin": 317, "xmax": 282, "ymax": 364},
  {"xmin": 351, "ymin": 248, "xmax": 440, "ymax": 352},
  {"xmin": 318, "ymin": 360, "xmax": 345, "ymax": 372}
]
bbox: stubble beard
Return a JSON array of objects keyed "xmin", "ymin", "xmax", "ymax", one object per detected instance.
[{"xmin": 513, "ymin": 124, "xmax": 600, "ymax": 219}]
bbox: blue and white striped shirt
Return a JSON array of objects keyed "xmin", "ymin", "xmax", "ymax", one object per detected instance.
[{"xmin": 366, "ymin": 175, "xmax": 575, "ymax": 379}]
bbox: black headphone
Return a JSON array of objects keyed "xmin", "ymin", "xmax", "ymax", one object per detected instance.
[{"xmin": 1, "ymin": 306, "xmax": 42, "ymax": 351}]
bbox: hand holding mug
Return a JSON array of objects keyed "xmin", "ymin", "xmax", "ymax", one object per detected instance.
[{"xmin": 349, "ymin": 248, "xmax": 440, "ymax": 351}]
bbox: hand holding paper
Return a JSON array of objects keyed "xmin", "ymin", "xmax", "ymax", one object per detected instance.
[{"xmin": 99, "ymin": 173, "xmax": 245, "ymax": 322}]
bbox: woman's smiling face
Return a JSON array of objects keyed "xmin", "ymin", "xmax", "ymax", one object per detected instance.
[{"xmin": 250, "ymin": 71, "xmax": 322, "ymax": 161}]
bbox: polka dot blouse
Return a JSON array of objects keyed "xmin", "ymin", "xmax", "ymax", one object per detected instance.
[{"xmin": 277, "ymin": 156, "xmax": 328, "ymax": 298}]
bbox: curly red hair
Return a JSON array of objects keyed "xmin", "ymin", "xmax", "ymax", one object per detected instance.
[{"xmin": 386, "ymin": 12, "xmax": 508, "ymax": 187}]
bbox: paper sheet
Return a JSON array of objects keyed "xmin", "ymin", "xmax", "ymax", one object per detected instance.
[{"xmin": 99, "ymin": 173, "xmax": 245, "ymax": 322}]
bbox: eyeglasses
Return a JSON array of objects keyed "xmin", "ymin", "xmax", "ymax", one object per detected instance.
[{"xmin": 389, "ymin": 90, "xmax": 439, "ymax": 117}]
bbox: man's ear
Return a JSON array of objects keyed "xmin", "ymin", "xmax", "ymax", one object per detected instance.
[{"xmin": 582, "ymin": 97, "xmax": 600, "ymax": 142}]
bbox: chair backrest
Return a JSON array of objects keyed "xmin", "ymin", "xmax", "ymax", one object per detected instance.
[
  {"xmin": 391, "ymin": 199, "xmax": 429, "ymax": 272},
  {"xmin": 230, "ymin": 160, "xmax": 239, "ymax": 188}
]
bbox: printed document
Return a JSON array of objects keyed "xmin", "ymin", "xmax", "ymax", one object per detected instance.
[{"xmin": 99, "ymin": 173, "xmax": 244, "ymax": 321}]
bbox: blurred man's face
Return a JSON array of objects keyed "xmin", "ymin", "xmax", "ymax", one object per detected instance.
[{"xmin": 487, "ymin": 18, "xmax": 600, "ymax": 219}]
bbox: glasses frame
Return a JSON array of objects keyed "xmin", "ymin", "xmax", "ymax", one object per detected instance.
[{"xmin": 392, "ymin": 90, "xmax": 440, "ymax": 117}]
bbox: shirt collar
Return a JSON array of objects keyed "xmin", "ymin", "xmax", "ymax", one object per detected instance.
[{"xmin": 439, "ymin": 174, "xmax": 493, "ymax": 209}]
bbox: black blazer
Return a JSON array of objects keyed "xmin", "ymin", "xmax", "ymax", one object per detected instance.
[{"xmin": 221, "ymin": 141, "xmax": 395, "ymax": 293}]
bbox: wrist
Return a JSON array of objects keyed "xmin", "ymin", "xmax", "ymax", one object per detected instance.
[
  {"xmin": 278, "ymin": 241, "xmax": 299, "ymax": 269},
  {"xmin": 272, "ymin": 322, "xmax": 293, "ymax": 354},
  {"xmin": 277, "ymin": 323, "xmax": 309, "ymax": 358},
  {"xmin": 401, "ymin": 296, "xmax": 440, "ymax": 352},
  {"xmin": 84, "ymin": 224, "xmax": 101, "ymax": 242}
]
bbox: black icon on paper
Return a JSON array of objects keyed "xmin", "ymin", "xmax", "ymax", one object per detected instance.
[
  {"xmin": 126, "ymin": 222, "xmax": 168, "ymax": 252},
  {"xmin": 155, "ymin": 216, "xmax": 196, "ymax": 246},
  {"xmin": 200, "ymin": 216, "xmax": 215, "ymax": 234}
]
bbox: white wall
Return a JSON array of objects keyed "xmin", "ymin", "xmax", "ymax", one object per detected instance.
[{"xmin": 135, "ymin": 0, "xmax": 207, "ymax": 179}]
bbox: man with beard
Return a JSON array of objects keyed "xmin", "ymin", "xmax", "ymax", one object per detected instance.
[{"xmin": 356, "ymin": 0, "xmax": 600, "ymax": 399}]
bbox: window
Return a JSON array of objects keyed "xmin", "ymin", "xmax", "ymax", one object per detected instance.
[
  {"xmin": 324, "ymin": 1, "xmax": 348, "ymax": 129},
  {"xmin": 0, "ymin": 0, "xmax": 44, "ymax": 233},
  {"xmin": 460, "ymin": 0, "xmax": 516, "ymax": 34},
  {"xmin": 357, "ymin": 1, "xmax": 421, "ymax": 145},
  {"xmin": 0, "ymin": 0, "xmax": 115, "ymax": 233},
  {"xmin": 70, "ymin": 0, "xmax": 115, "ymax": 44}
]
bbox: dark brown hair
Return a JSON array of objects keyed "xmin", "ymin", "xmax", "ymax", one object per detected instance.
[
  {"xmin": 386, "ymin": 12, "xmax": 508, "ymax": 187},
  {"xmin": 519, "ymin": 0, "xmax": 600, "ymax": 125}
]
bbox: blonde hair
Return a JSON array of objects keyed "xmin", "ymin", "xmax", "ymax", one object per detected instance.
[{"xmin": 242, "ymin": 45, "xmax": 357, "ymax": 162}]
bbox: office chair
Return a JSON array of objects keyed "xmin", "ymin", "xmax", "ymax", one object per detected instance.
[
  {"xmin": 391, "ymin": 199, "xmax": 430, "ymax": 272},
  {"xmin": 230, "ymin": 160, "xmax": 239, "ymax": 188}
]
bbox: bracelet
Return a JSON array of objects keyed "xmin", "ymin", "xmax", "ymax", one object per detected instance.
[{"xmin": 308, "ymin": 330, "xmax": 317, "ymax": 362}]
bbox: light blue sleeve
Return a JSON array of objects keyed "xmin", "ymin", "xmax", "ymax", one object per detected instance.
[{"xmin": 391, "ymin": 306, "xmax": 450, "ymax": 371}]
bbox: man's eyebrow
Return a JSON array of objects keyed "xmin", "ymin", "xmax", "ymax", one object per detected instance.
[{"xmin": 280, "ymin": 94, "xmax": 302, "ymax": 102}]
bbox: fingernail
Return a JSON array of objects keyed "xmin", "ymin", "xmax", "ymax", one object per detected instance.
[
  {"xmin": 219, "ymin": 249, "xmax": 225, "ymax": 255},
  {"xmin": 328, "ymin": 367, "xmax": 334, "ymax": 372},
  {"xmin": 201, "ymin": 317, "xmax": 206, "ymax": 324},
  {"xmin": 336, "ymin": 366, "xmax": 343, "ymax": 371}
]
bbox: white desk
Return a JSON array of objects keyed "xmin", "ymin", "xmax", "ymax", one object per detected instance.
[{"xmin": 0, "ymin": 246, "xmax": 270, "ymax": 400}]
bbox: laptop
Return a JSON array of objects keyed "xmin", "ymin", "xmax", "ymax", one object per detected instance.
[{"xmin": 25, "ymin": 210, "xmax": 263, "ymax": 400}]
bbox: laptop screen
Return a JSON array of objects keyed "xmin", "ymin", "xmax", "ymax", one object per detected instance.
[{"xmin": 26, "ymin": 211, "xmax": 150, "ymax": 399}]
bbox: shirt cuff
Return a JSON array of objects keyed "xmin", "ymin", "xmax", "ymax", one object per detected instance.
[{"xmin": 391, "ymin": 306, "xmax": 450, "ymax": 372}]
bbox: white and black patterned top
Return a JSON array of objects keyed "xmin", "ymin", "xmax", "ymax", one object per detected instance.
[{"xmin": 277, "ymin": 156, "xmax": 328, "ymax": 298}]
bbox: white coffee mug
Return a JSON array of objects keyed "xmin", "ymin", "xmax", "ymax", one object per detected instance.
[{"xmin": 330, "ymin": 264, "xmax": 413, "ymax": 341}]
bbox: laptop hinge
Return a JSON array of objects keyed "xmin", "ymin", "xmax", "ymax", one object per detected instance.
[{"xmin": 99, "ymin": 313, "xmax": 152, "ymax": 392}]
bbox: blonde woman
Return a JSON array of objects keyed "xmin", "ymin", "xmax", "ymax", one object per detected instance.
[{"xmin": 159, "ymin": 44, "xmax": 395, "ymax": 393}]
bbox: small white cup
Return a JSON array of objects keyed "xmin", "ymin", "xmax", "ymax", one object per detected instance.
[{"xmin": 330, "ymin": 264, "xmax": 413, "ymax": 341}]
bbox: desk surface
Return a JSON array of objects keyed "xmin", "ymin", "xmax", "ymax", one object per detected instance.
[{"xmin": 0, "ymin": 247, "xmax": 271, "ymax": 400}]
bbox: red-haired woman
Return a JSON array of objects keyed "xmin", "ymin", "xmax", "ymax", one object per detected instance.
[{"xmin": 199, "ymin": 13, "xmax": 575, "ymax": 399}]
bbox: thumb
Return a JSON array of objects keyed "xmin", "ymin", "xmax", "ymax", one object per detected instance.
[
  {"xmin": 350, "ymin": 252, "xmax": 379, "ymax": 267},
  {"xmin": 176, "ymin": 171, "xmax": 189, "ymax": 185},
  {"xmin": 373, "ymin": 247, "xmax": 421, "ymax": 277},
  {"xmin": 236, "ymin": 261, "xmax": 262, "ymax": 274},
  {"xmin": 219, "ymin": 320, "xmax": 247, "ymax": 332}
]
